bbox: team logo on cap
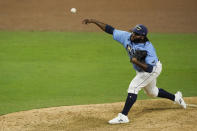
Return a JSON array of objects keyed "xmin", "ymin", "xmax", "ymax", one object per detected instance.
[{"xmin": 136, "ymin": 25, "xmax": 142, "ymax": 30}]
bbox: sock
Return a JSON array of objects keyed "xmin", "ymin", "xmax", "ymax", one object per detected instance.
[
  {"xmin": 158, "ymin": 88, "xmax": 175, "ymax": 101},
  {"xmin": 121, "ymin": 93, "xmax": 137, "ymax": 116}
]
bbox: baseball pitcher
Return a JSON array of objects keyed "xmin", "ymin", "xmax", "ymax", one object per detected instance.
[{"xmin": 82, "ymin": 19, "xmax": 186, "ymax": 124}]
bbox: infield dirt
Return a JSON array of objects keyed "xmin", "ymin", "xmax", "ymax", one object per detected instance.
[
  {"xmin": 0, "ymin": 0, "xmax": 197, "ymax": 32},
  {"xmin": 1, "ymin": 97, "xmax": 197, "ymax": 131},
  {"xmin": 0, "ymin": 0, "xmax": 197, "ymax": 130}
]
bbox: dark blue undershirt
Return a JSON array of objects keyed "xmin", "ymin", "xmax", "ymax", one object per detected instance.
[{"xmin": 105, "ymin": 25, "xmax": 114, "ymax": 34}]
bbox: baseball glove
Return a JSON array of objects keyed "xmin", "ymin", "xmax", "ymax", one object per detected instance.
[{"xmin": 132, "ymin": 50, "xmax": 147, "ymax": 63}]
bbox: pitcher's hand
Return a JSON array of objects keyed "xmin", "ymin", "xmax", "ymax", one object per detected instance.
[{"xmin": 82, "ymin": 19, "xmax": 95, "ymax": 24}]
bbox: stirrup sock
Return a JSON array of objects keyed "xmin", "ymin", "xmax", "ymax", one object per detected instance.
[
  {"xmin": 158, "ymin": 88, "xmax": 175, "ymax": 101},
  {"xmin": 122, "ymin": 93, "xmax": 137, "ymax": 116}
]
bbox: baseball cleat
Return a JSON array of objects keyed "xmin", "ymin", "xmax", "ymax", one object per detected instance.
[
  {"xmin": 174, "ymin": 91, "xmax": 187, "ymax": 109},
  {"xmin": 108, "ymin": 113, "xmax": 129, "ymax": 124}
]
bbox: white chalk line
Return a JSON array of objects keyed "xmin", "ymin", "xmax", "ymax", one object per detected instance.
[{"xmin": 186, "ymin": 104, "xmax": 197, "ymax": 108}]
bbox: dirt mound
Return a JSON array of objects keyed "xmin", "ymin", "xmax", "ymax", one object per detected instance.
[
  {"xmin": 0, "ymin": 0, "xmax": 197, "ymax": 32},
  {"xmin": 1, "ymin": 97, "xmax": 197, "ymax": 131}
]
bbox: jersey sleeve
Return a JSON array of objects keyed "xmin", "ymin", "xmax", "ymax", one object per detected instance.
[
  {"xmin": 145, "ymin": 56, "xmax": 157, "ymax": 66},
  {"xmin": 113, "ymin": 29, "xmax": 131, "ymax": 47}
]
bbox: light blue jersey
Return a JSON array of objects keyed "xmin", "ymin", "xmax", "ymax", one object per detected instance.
[{"xmin": 113, "ymin": 29, "xmax": 159, "ymax": 72}]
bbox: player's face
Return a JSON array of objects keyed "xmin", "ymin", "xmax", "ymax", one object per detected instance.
[{"xmin": 130, "ymin": 32, "xmax": 145, "ymax": 42}]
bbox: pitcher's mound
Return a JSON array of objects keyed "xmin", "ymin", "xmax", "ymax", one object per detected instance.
[{"xmin": 1, "ymin": 97, "xmax": 197, "ymax": 131}]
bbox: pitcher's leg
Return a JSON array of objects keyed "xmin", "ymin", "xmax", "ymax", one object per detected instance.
[
  {"xmin": 144, "ymin": 79, "xmax": 175, "ymax": 100},
  {"xmin": 121, "ymin": 93, "xmax": 137, "ymax": 115},
  {"xmin": 144, "ymin": 79, "xmax": 186, "ymax": 109},
  {"xmin": 122, "ymin": 72, "xmax": 154, "ymax": 116},
  {"xmin": 143, "ymin": 79, "xmax": 159, "ymax": 97},
  {"xmin": 128, "ymin": 72, "xmax": 154, "ymax": 94},
  {"xmin": 158, "ymin": 88, "xmax": 175, "ymax": 101},
  {"xmin": 158, "ymin": 88, "xmax": 186, "ymax": 108}
]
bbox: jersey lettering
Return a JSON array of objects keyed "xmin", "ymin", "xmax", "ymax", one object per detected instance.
[{"xmin": 126, "ymin": 45, "xmax": 134, "ymax": 56}]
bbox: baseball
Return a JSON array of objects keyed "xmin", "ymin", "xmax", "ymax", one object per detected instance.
[{"xmin": 70, "ymin": 8, "xmax": 77, "ymax": 13}]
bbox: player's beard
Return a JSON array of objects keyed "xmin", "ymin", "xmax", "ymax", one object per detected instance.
[{"xmin": 132, "ymin": 38, "xmax": 143, "ymax": 43}]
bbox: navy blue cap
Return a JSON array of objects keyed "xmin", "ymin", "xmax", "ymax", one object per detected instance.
[{"xmin": 132, "ymin": 24, "xmax": 148, "ymax": 36}]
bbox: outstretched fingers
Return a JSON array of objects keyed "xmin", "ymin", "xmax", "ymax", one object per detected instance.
[{"xmin": 82, "ymin": 19, "xmax": 90, "ymax": 24}]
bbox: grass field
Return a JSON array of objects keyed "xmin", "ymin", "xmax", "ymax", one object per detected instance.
[{"xmin": 0, "ymin": 31, "xmax": 197, "ymax": 115}]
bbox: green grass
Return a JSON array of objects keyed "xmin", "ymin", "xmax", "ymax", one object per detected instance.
[{"xmin": 0, "ymin": 31, "xmax": 197, "ymax": 115}]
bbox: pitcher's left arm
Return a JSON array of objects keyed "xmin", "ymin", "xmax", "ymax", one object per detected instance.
[{"xmin": 130, "ymin": 50, "xmax": 153, "ymax": 73}]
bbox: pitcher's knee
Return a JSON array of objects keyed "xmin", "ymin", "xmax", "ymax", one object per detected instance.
[
  {"xmin": 144, "ymin": 87, "xmax": 159, "ymax": 97},
  {"xmin": 147, "ymin": 92, "xmax": 158, "ymax": 97}
]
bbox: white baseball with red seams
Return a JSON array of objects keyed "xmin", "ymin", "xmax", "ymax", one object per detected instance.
[{"xmin": 70, "ymin": 8, "xmax": 77, "ymax": 13}]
